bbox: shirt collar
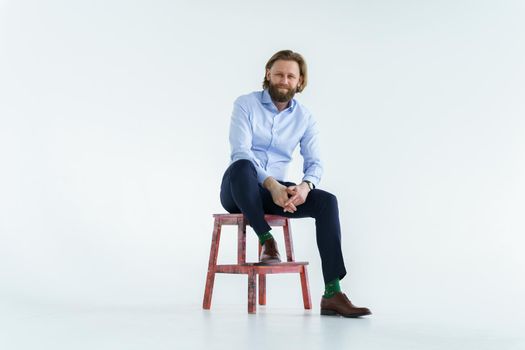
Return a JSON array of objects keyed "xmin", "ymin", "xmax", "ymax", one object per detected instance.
[{"xmin": 261, "ymin": 89, "xmax": 297, "ymax": 111}]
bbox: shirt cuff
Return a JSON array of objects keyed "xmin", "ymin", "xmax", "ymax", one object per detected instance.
[
  {"xmin": 302, "ymin": 175, "xmax": 320, "ymax": 188},
  {"xmin": 256, "ymin": 166, "xmax": 270, "ymax": 185}
]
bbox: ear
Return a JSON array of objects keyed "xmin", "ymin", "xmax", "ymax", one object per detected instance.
[{"xmin": 266, "ymin": 68, "xmax": 271, "ymax": 81}]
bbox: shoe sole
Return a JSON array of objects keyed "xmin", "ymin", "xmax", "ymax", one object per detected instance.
[{"xmin": 321, "ymin": 309, "xmax": 371, "ymax": 318}]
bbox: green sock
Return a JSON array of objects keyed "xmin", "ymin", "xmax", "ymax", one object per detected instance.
[
  {"xmin": 258, "ymin": 231, "xmax": 273, "ymax": 245},
  {"xmin": 323, "ymin": 278, "xmax": 341, "ymax": 298}
]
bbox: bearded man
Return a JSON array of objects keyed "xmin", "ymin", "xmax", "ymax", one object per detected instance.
[{"xmin": 219, "ymin": 50, "xmax": 371, "ymax": 318}]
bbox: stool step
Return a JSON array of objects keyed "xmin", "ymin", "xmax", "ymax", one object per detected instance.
[
  {"xmin": 215, "ymin": 262, "xmax": 308, "ymax": 274},
  {"xmin": 247, "ymin": 262, "xmax": 308, "ymax": 266}
]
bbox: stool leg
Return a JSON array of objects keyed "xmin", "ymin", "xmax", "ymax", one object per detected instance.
[
  {"xmin": 257, "ymin": 237, "xmax": 266, "ymax": 305},
  {"xmin": 237, "ymin": 217, "xmax": 247, "ymax": 264},
  {"xmin": 283, "ymin": 218, "xmax": 295, "ymax": 262},
  {"xmin": 248, "ymin": 270, "xmax": 257, "ymax": 313},
  {"xmin": 203, "ymin": 219, "xmax": 221, "ymax": 310},
  {"xmin": 300, "ymin": 266, "xmax": 312, "ymax": 310},
  {"xmin": 258, "ymin": 273, "xmax": 266, "ymax": 305}
]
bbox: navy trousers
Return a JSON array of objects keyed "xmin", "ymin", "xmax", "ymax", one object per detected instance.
[{"xmin": 219, "ymin": 159, "xmax": 347, "ymax": 284}]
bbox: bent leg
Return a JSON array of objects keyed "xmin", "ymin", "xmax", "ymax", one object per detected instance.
[{"xmin": 219, "ymin": 159, "xmax": 271, "ymax": 234}]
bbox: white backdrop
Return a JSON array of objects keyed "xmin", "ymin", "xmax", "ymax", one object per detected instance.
[{"xmin": 1, "ymin": 0, "xmax": 524, "ymax": 329}]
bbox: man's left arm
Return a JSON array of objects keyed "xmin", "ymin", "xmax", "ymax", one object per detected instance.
[
  {"xmin": 300, "ymin": 114, "xmax": 323, "ymax": 188},
  {"xmin": 284, "ymin": 114, "xmax": 324, "ymax": 211}
]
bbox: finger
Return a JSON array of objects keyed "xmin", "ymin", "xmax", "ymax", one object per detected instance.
[
  {"xmin": 284, "ymin": 201, "xmax": 297, "ymax": 212},
  {"xmin": 284, "ymin": 206, "xmax": 295, "ymax": 213},
  {"xmin": 285, "ymin": 194, "xmax": 299, "ymax": 207},
  {"xmin": 284, "ymin": 194, "xmax": 296, "ymax": 206},
  {"xmin": 294, "ymin": 197, "xmax": 305, "ymax": 206}
]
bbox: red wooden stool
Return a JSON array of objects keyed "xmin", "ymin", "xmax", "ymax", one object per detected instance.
[{"xmin": 203, "ymin": 213, "xmax": 312, "ymax": 313}]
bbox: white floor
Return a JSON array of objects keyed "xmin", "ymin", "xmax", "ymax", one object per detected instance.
[{"xmin": 2, "ymin": 298, "xmax": 524, "ymax": 350}]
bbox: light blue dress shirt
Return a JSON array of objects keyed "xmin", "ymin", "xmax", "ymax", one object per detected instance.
[{"xmin": 229, "ymin": 89, "xmax": 323, "ymax": 187}]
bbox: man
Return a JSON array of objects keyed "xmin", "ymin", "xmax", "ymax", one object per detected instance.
[{"xmin": 219, "ymin": 50, "xmax": 371, "ymax": 318}]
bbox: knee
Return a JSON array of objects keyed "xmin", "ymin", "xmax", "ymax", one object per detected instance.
[
  {"xmin": 309, "ymin": 191, "xmax": 339, "ymax": 220},
  {"xmin": 321, "ymin": 192, "xmax": 338, "ymax": 211},
  {"xmin": 230, "ymin": 159, "xmax": 256, "ymax": 177},
  {"xmin": 231, "ymin": 159, "xmax": 255, "ymax": 171}
]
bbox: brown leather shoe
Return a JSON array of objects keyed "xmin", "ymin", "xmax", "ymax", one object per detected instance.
[
  {"xmin": 259, "ymin": 238, "xmax": 281, "ymax": 264},
  {"xmin": 320, "ymin": 292, "xmax": 371, "ymax": 318}
]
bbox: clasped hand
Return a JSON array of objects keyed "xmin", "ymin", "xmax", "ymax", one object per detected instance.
[{"xmin": 270, "ymin": 182, "xmax": 310, "ymax": 213}]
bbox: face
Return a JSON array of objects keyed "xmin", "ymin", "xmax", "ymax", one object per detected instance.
[{"xmin": 266, "ymin": 59, "xmax": 303, "ymax": 103}]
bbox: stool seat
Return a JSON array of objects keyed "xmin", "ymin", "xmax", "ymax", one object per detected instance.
[{"xmin": 203, "ymin": 213, "xmax": 312, "ymax": 313}]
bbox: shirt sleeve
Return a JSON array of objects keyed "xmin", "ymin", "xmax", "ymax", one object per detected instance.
[
  {"xmin": 229, "ymin": 98, "xmax": 270, "ymax": 184},
  {"xmin": 300, "ymin": 114, "xmax": 323, "ymax": 187}
]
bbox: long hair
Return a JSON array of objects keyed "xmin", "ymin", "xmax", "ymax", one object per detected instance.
[{"xmin": 262, "ymin": 50, "xmax": 308, "ymax": 93}]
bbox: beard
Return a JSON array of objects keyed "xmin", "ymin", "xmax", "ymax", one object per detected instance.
[{"xmin": 268, "ymin": 82, "xmax": 297, "ymax": 103}]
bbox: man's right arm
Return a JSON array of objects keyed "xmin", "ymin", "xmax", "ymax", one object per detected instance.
[{"xmin": 229, "ymin": 98, "xmax": 270, "ymax": 185}]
